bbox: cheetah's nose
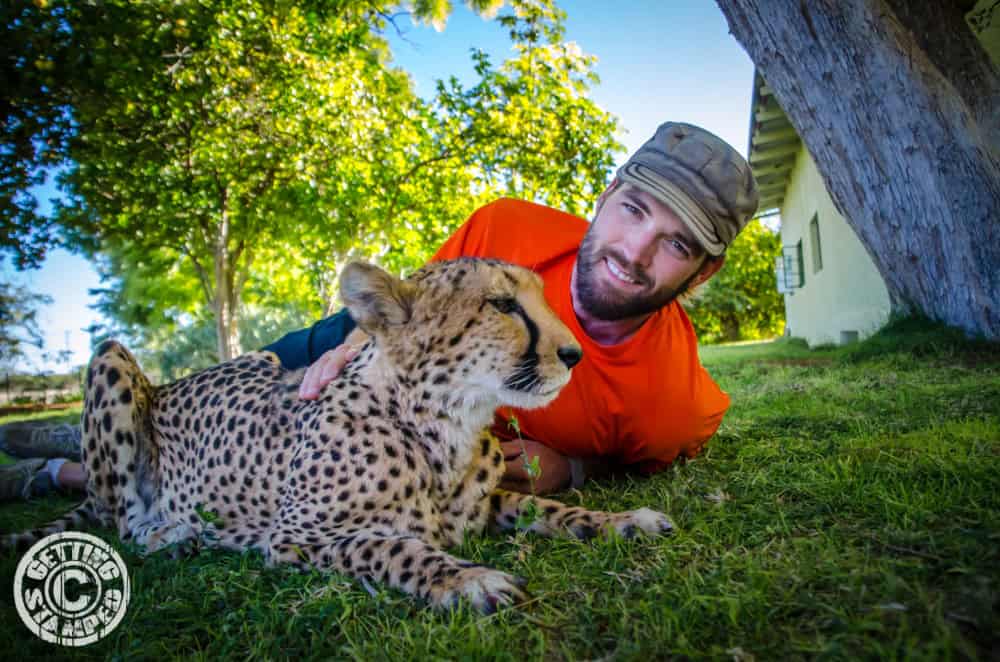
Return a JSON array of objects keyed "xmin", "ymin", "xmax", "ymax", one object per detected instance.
[{"xmin": 557, "ymin": 346, "xmax": 583, "ymax": 369}]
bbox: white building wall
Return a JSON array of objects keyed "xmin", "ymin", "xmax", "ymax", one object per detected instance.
[{"xmin": 779, "ymin": 148, "xmax": 892, "ymax": 346}]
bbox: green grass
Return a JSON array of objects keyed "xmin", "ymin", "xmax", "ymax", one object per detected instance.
[
  {"xmin": 2, "ymin": 318, "xmax": 998, "ymax": 659},
  {"xmin": 0, "ymin": 407, "xmax": 81, "ymax": 427}
]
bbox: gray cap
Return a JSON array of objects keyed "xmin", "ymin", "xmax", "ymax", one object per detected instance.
[{"xmin": 616, "ymin": 122, "xmax": 759, "ymax": 256}]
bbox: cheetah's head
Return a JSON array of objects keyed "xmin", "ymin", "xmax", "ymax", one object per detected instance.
[{"xmin": 340, "ymin": 259, "xmax": 582, "ymax": 413}]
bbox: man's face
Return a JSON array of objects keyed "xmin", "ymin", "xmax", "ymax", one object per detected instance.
[{"xmin": 574, "ymin": 183, "xmax": 717, "ymax": 321}]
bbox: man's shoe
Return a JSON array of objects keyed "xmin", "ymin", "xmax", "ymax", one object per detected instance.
[
  {"xmin": 0, "ymin": 458, "xmax": 51, "ymax": 501},
  {"xmin": 0, "ymin": 422, "xmax": 82, "ymax": 461}
]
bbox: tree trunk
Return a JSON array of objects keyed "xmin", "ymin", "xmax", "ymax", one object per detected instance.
[
  {"xmin": 213, "ymin": 200, "xmax": 242, "ymax": 361},
  {"xmin": 213, "ymin": 273, "xmax": 241, "ymax": 361},
  {"xmin": 716, "ymin": 0, "xmax": 1000, "ymax": 338}
]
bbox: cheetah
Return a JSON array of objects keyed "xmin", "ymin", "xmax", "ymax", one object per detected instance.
[{"xmin": 5, "ymin": 259, "xmax": 673, "ymax": 612}]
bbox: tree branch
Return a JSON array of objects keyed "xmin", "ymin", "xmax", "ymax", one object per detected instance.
[{"xmin": 181, "ymin": 242, "xmax": 215, "ymax": 306}]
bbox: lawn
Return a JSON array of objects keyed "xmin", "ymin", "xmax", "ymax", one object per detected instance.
[{"xmin": 2, "ymin": 318, "xmax": 998, "ymax": 659}]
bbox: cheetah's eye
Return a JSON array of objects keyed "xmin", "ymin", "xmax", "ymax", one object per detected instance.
[{"xmin": 487, "ymin": 297, "xmax": 519, "ymax": 314}]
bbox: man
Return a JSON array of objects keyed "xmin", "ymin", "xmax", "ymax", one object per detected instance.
[
  {"xmin": 0, "ymin": 422, "xmax": 83, "ymax": 501},
  {"xmin": 270, "ymin": 120, "xmax": 758, "ymax": 493},
  {"xmin": 0, "ymin": 121, "xmax": 758, "ymax": 499}
]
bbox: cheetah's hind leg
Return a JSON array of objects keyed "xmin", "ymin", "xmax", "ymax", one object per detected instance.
[{"xmin": 79, "ymin": 340, "xmax": 161, "ymax": 543}]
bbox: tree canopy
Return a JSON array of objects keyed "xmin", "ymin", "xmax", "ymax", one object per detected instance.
[
  {"xmin": 18, "ymin": 0, "xmax": 621, "ymax": 364},
  {"xmin": 4, "ymin": 1, "xmax": 790, "ymax": 371},
  {"xmin": 684, "ymin": 220, "xmax": 784, "ymax": 344},
  {"xmin": 0, "ymin": 281, "xmax": 52, "ymax": 369},
  {"xmin": 2, "ymin": 0, "xmax": 77, "ymax": 269}
]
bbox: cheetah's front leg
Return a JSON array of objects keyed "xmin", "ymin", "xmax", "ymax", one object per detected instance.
[
  {"xmin": 267, "ymin": 532, "xmax": 527, "ymax": 613},
  {"xmin": 488, "ymin": 489, "xmax": 674, "ymax": 539}
]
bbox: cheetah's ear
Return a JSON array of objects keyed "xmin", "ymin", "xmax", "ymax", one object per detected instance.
[{"xmin": 339, "ymin": 262, "xmax": 415, "ymax": 333}]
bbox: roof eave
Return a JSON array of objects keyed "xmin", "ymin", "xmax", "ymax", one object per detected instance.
[{"xmin": 747, "ymin": 69, "xmax": 802, "ymax": 216}]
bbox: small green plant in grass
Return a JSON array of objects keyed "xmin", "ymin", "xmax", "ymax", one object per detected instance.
[
  {"xmin": 507, "ymin": 413, "xmax": 542, "ymax": 529},
  {"xmin": 289, "ymin": 543, "xmax": 309, "ymax": 564},
  {"xmin": 194, "ymin": 503, "xmax": 223, "ymax": 549},
  {"xmin": 194, "ymin": 503, "xmax": 221, "ymax": 526},
  {"xmin": 515, "ymin": 498, "xmax": 541, "ymax": 531}
]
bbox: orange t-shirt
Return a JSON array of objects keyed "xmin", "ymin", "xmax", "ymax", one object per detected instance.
[{"xmin": 432, "ymin": 198, "xmax": 730, "ymax": 473}]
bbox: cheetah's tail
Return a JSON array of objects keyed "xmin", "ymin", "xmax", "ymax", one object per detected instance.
[{"xmin": 2, "ymin": 498, "xmax": 107, "ymax": 554}]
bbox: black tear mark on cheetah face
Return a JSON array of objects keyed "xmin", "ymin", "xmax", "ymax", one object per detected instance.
[{"xmin": 341, "ymin": 258, "xmax": 583, "ymax": 412}]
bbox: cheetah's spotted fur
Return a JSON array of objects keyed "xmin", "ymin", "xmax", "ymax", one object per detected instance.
[{"xmin": 6, "ymin": 259, "xmax": 673, "ymax": 612}]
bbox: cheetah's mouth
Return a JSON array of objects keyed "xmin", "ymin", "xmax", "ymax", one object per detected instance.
[
  {"xmin": 502, "ymin": 356, "xmax": 570, "ymax": 403},
  {"xmin": 494, "ymin": 370, "xmax": 570, "ymax": 411},
  {"xmin": 503, "ymin": 363, "xmax": 543, "ymax": 394},
  {"xmin": 502, "ymin": 364, "xmax": 569, "ymax": 399}
]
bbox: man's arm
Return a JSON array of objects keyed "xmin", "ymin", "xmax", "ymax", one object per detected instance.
[
  {"xmin": 261, "ymin": 308, "xmax": 357, "ymax": 370},
  {"xmin": 260, "ymin": 308, "xmax": 366, "ymax": 399},
  {"xmin": 499, "ymin": 439, "xmax": 618, "ymax": 494},
  {"xmin": 275, "ymin": 199, "xmax": 499, "ymax": 396}
]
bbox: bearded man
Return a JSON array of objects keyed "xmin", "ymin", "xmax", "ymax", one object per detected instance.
[
  {"xmin": 0, "ymin": 122, "xmax": 758, "ymax": 499},
  {"xmin": 288, "ymin": 121, "xmax": 760, "ymax": 493}
]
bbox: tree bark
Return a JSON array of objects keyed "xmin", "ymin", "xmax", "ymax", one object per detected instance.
[
  {"xmin": 717, "ymin": 0, "xmax": 1000, "ymax": 339},
  {"xmin": 213, "ymin": 192, "xmax": 242, "ymax": 361}
]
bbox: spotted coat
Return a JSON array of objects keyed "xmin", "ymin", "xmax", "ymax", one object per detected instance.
[{"xmin": 5, "ymin": 259, "xmax": 673, "ymax": 612}]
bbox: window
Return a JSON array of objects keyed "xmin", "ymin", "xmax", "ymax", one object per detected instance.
[
  {"xmin": 809, "ymin": 214, "xmax": 823, "ymax": 273},
  {"xmin": 796, "ymin": 239, "xmax": 805, "ymax": 285},
  {"xmin": 775, "ymin": 239, "xmax": 805, "ymax": 292}
]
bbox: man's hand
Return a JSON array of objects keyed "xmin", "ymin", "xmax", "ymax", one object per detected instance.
[
  {"xmin": 500, "ymin": 439, "xmax": 571, "ymax": 494},
  {"xmin": 297, "ymin": 344, "xmax": 361, "ymax": 400}
]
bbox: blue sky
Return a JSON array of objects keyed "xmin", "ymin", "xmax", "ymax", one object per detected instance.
[{"xmin": 9, "ymin": 1, "xmax": 754, "ymax": 373}]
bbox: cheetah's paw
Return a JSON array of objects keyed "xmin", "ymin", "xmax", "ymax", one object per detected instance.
[
  {"xmin": 435, "ymin": 566, "xmax": 529, "ymax": 614},
  {"xmin": 605, "ymin": 507, "xmax": 674, "ymax": 539}
]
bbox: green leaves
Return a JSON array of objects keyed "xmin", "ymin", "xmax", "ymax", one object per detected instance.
[
  {"xmin": 0, "ymin": 281, "xmax": 53, "ymax": 367},
  {"xmin": 514, "ymin": 497, "xmax": 540, "ymax": 530},
  {"xmin": 0, "ymin": 0, "xmax": 77, "ymax": 269},
  {"xmin": 432, "ymin": 0, "xmax": 621, "ymax": 219},
  {"xmin": 525, "ymin": 454, "xmax": 542, "ymax": 480},
  {"xmin": 506, "ymin": 413, "xmax": 522, "ymax": 437},
  {"xmin": 195, "ymin": 503, "xmax": 221, "ymax": 526},
  {"xmin": 507, "ymin": 412, "xmax": 542, "ymax": 526},
  {"xmin": 15, "ymin": 0, "xmax": 621, "ymax": 366},
  {"xmin": 684, "ymin": 220, "xmax": 785, "ymax": 344}
]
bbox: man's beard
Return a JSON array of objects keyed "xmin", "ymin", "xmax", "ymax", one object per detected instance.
[{"xmin": 574, "ymin": 226, "xmax": 699, "ymax": 321}]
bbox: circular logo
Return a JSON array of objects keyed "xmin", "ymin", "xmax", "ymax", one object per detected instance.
[{"xmin": 13, "ymin": 532, "xmax": 130, "ymax": 647}]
